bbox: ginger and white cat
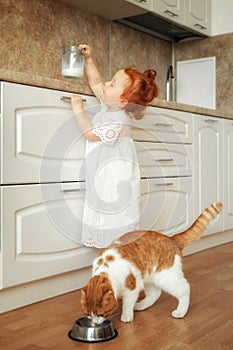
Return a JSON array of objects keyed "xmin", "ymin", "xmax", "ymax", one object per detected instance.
[{"xmin": 81, "ymin": 202, "xmax": 222, "ymax": 323}]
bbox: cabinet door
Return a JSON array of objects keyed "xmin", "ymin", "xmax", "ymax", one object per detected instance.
[
  {"xmin": 0, "ymin": 183, "xmax": 96, "ymax": 289},
  {"xmin": 185, "ymin": 0, "xmax": 211, "ymax": 35},
  {"xmin": 131, "ymin": 107, "xmax": 193, "ymax": 144},
  {"xmin": 223, "ymin": 119, "xmax": 233, "ymax": 230},
  {"xmin": 194, "ymin": 115, "xmax": 223, "ymax": 235},
  {"xmin": 126, "ymin": 0, "xmax": 152, "ymax": 11},
  {"xmin": 135, "ymin": 141, "xmax": 193, "ymax": 177},
  {"xmin": 1, "ymin": 82, "xmax": 99, "ymax": 184},
  {"xmin": 152, "ymin": 0, "xmax": 185, "ymax": 25},
  {"xmin": 140, "ymin": 177, "xmax": 194, "ymax": 235}
]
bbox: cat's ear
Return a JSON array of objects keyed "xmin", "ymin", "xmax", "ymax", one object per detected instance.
[
  {"xmin": 102, "ymin": 291, "xmax": 117, "ymax": 309},
  {"xmin": 81, "ymin": 286, "xmax": 87, "ymax": 300},
  {"xmin": 103, "ymin": 290, "xmax": 113, "ymax": 301},
  {"xmin": 80, "ymin": 287, "xmax": 88, "ymax": 315},
  {"xmin": 81, "ymin": 285, "xmax": 87, "ymax": 294}
]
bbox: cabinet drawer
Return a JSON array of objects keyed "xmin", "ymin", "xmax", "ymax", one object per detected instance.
[
  {"xmin": 131, "ymin": 107, "xmax": 193, "ymax": 144},
  {"xmin": 135, "ymin": 141, "xmax": 193, "ymax": 177},
  {"xmin": 0, "ymin": 183, "xmax": 96, "ymax": 289},
  {"xmin": 140, "ymin": 177, "xmax": 194, "ymax": 235},
  {"xmin": 0, "ymin": 82, "xmax": 99, "ymax": 184}
]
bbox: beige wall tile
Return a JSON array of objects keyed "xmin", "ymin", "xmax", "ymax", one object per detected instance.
[{"xmin": 0, "ymin": 0, "xmax": 171, "ymax": 99}]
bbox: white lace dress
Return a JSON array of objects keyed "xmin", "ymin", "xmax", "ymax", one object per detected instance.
[{"xmin": 81, "ymin": 104, "xmax": 140, "ymax": 248}]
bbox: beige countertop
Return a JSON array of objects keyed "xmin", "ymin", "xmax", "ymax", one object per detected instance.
[
  {"xmin": 1, "ymin": 68, "xmax": 232, "ymax": 120},
  {"xmin": 149, "ymin": 99, "xmax": 232, "ymax": 120}
]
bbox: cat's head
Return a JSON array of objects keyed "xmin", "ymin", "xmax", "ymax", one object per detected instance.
[{"xmin": 81, "ymin": 273, "xmax": 118, "ymax": 318}]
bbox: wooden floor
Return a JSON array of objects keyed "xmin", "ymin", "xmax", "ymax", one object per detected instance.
[{"xmin": 0, "ymin": 242, "xmax": 233, "ymax": 350}]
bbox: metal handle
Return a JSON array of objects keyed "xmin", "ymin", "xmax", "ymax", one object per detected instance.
[
  {"xmin": 60, "ymin": 96, "xmax": 87, "ymax": 102},
  {"xmin": 155, "ymin": 123, "xmax": 173, "ymax": 127},
  {"xmin": 138, "ymin": 0, "xmax": 147, "ymax": 2},
  {"xmin": 60, "ymin": 188, "xmax": 85, "ymax": 193},
  {"xmin": 155, "ymin": 182, "xmax": 174, "ymax": 187},
  {"xmin": 194, "ymin": 23, "xmax": 207, "ymax": 30},
  {"xmin": 164, "ymin": 10, "xmax": 178, "ymax": 17},
  {"xmin": 204, "ymin": 119, "xmax": 219, "ymax": 124},
  {"xmin": 157, "ymin": 158, "xmax": 174, "ymax": 162}
]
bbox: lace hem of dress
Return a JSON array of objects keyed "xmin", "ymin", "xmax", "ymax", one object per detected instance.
[{"xmin": 82, "ymin": 222, "xmax": 139, "ymax": 249}]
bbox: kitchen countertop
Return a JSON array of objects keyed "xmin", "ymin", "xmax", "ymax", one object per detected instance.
[
  {"xmin": 149, "ymin": 99, "xmax": 233, "ymax": 120},
  {"xmin": 0, "ymin": 68, "xmax": 232, "ymax": 120}
]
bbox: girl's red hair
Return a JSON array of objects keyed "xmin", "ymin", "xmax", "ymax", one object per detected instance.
[{"xmin": 121, "ymin": 66, "xmax": 159, "ymax": 119}]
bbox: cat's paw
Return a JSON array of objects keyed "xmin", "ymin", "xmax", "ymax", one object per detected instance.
[
  {"xmin": 171, "ymin": 309, "xmax": 185, "ymax": 318},
  {"xmin": 120, "ymin": 313, "xmax": 134, "ymax": 323}
]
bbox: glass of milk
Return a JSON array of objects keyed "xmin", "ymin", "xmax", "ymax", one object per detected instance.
[{"xmin": 62, "ymin": 46, "xmax": 84, "ymax": 78}]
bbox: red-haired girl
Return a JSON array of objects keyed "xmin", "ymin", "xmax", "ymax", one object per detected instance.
[{"xmin": 71, "ymin": 44, "xmax": 159, "ymax": 248}]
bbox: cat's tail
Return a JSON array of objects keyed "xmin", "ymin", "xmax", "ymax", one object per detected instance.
[{"xmin": 174, "ymin": 202, "xmax": 223, "ymax": 250}]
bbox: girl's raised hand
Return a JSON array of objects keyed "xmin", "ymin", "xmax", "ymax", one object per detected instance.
[{"xmin": 78, "ymin": 44, "xmax": 91, "ymax": 59}]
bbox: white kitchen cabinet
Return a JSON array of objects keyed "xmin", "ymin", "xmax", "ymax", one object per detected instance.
[
  {"xmin": 152, "ymin": 0, "xmax": 211, "ymax": 35},
  {"xmin": 194, "ymin": 115, "xmax": 224, "ymax": 235},
  {"xmin": 140, "ymin": 176, "xmax": 194, "ymax": 235},
  {"xmin": 0, "ymin": 82, "xmax": 100, "ymax": 291},
  {"xmin": 152, "ymin": 0, "xmax": 185, "ymax": 25},
  {"xmin": 185, "ymin": 0, "xmax": 211, "ymax": 36},
  {"xmin": 126, "ymin": 0, "xmax": 152, "ymax": 11},
  {"xmin": 135, "ymin": 141, "xmax": 192, "ymax": 178},
  {"xmin": 0, "ymin": 182, "xmax": 96, "ymax": 289},
  {"xmin": 131, "ymin": 107, "xmax": 193, "ymax": 144},
  {"xmin": 0, "ymin": 82, "xmax": 99, "ymax": 184},
  {"xmin": 223, "ymin": 118, "xmax": 233, "ymax": 230},
  {"xmin": 134, "ymin": 107, "xmax": 194, "ymax": 235}
]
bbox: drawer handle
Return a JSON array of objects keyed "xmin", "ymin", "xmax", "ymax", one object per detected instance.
[
  {"xmin": 164, "ymin": 10, "xmax": 178, "ymax": 17},
  {"xmin": 60, "ymin": 188, "xmax": 85, "ymax": 193},
  {"xmin": 155, "ymin": 123, "xmax": 173, "ymax": 127},
  {"xmin": 204, "ymin": 119, "xmax": 219, "ymax": 123},
  {"xmin": 155, "ymin": 182, "xmax": 174, "ymax": 187},
  {"xmin": 60, "ymin": 96, "xmax": 87, "ymax": 102},
  {"xmin": 157, "ymin": 158, "xmax": 174, "ymax": 162}
]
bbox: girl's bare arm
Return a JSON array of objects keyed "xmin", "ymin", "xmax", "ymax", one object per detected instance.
[
  {"xmin": 79, "ymin": 44, "xmax": 104, "ymax": 100},
  {"xmin": 71, "ymin": 95, "xmax": 100, "ymax": 142}
]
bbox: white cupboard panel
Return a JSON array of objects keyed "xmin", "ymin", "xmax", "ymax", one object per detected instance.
[
  {"xmin": 223, "ymin": 119, "xmax": 233, "ymax": 230},
  {"xmin": 0, "ymin": 183, "xmax": 96, "ymax": 289},
  {"xmin": 126, "ymin": 0, "xmax": 152, "ymax": 11},
  {"xmin": 135, "ymin": 141, "xmax": 192, "ymax": 178},
  {"xmin": 152, "ymin": 0, "xmax": 185, "ymax": 25},
  {"xmin": 194, "ymin": 116, "xmax": 223, "ymax": 235},
  {"xmin": 131, "ymin": 107, "xmax": 193, "ymax": 144},
  {"xmin": 1, "ymin": 82, "xmax": 99, "ymax": 184},
  {"xmin": 185, "ymin": 0, "xmax": 211, "ymax": 35},
  {"xmin": 140, "ymin": 177, "xmax": 194, "ymax": 235}
]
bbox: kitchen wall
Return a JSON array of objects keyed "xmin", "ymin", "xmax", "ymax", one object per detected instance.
[
  {"xmin": 175, "ymin": 33, "xmax": 233, "ymax": 114},
  {"xmin": 0, "ymin": 0, "xmax": 232, "ymax": 115},
  {"xmin": 0, "ymin": 0, "xmax": 171, "ymax": 99}
]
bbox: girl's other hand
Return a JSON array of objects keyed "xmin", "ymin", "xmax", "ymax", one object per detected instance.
[
  {"xmin": 71, "ymin": 95, "xmax": 83, "ymax": 114},
  {"xmin": 78, "ymin": 44, "xmax": 91, "ymax": 59}
]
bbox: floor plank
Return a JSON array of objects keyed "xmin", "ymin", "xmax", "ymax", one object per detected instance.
[{"xmin": 0, "ymin": 242, "xmax": 233, "ymax": 350}]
